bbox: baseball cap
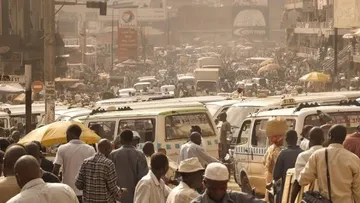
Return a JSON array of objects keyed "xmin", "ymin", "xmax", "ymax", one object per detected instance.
[
  {"xmin": 178, "ymin": 157, "xmax": 204, "ymax": 173},
  {"xmin": 204, "ymin": 162, "xmax": 229, "ymax": 181}
]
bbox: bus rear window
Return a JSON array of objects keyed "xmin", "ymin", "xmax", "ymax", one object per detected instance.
[{"xmin": 165, "ymin": 112, "xmax": 216, "ymax": 140}]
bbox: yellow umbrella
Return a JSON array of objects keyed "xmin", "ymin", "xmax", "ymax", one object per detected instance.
[
  {"xmin": 19, "ymin": 121, "xmax": 101, "ymax": 146},
  {"xmin": 299, "ymin": 72, "xmax": 330, "ymax": 82}
]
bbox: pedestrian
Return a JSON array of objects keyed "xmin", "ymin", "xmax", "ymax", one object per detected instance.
[
  {"xmin": 191, "ymin": 162, "xmax": 265, "ymax": 203},
  {"xmin": 134, "ymin": 152, "xmax": 171, "ymax": 203},
  {"xmin": 291, "ymin": 127, "xmax": 324, "ymax": 203},
  {"xmin": 343, "ymin": 125, "xmax": 360, "ymax": 158},
  {"xmin": 76, "ymin": 139, "xmax": 122, "ymax": 203},
  {"xmin": 32, "ymin": 141, "xmax": 54, "ymax": 172},
  {"xmin": 218, "ymin": 112, "xmax": 231, "ymax": 160},
  {"xmin": 190, "ymin": 125, "xmax": 206, "ymax": 150},
  {"xmin": 7, "ymin": 155, "xmax": 79, "ymax": 203},
  {"xmin": 132, "ymin": 132, "xmax": 141, "ymax": 148},
  {"xmin": 273, "ymin": 130, "xmax": 303, "ymax": 203},
  {"xmin": 299, "ymin": 125, "xmax": 360, "ymax": 203},
  {"xmin": 0, "ymin": 144, "xmax": 27, "ymax": 202},
  {"xmin": 166, "ymin": 157, "xmax": 204, "ymax": 203},
  {"xmin": 0, "ymin": 137, "xmax": 10, "ymax": 152},
  {"xmin": 263, "ymin": 117, "xmax": 287, "ymax": 201},
  {"xmin": 53, "ymin": 124, "xmax": 96, "ymax": 203},
  {"xmin": 299, "ymin": 125, "xmax": 313, "ymax": 150},
  {"xmin": 178, "ymin": 132, "xmax": 218, "ymax": 167},
  {"xmin": 143, "ymin": 141, "xmax": 155, "ymax": 167},
  {"xmin": 109, "ymin": 130, "xmax": 148, "ymax": 203},
  {"xmin": 24, "ymin": 142, "xmax": 60, "ymax": 183},
  {"xmin": 0, "ymin": 150, "xmax": 4, "ymax": 176}
]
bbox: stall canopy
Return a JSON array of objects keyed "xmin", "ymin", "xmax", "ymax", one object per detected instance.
[{"xmin": 0, "ymin": 83, "xmax": 24, "ymax": 93}]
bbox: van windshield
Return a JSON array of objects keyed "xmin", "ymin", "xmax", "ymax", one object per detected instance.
[
  {"xmin": 227, "ymin": 106, "xmax": 260, "ymax": 128},
  {"xmin": 165, "ymin": 112, "xmax": 215, "ymax": 140},
  {"xmin": 205, "ymin": 104, "xmax": 221, "ymax": 117}
]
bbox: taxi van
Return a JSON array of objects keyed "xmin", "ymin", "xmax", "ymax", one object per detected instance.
[
  {"xmin": 231, "ymin": 103, "xmax": 360, "ymax": 197},
  {"xmin": 74, "ymin": 106, "xmax": 219, "ymax": 161},
  {"xmin": 226, "ymin": 94, "xmax": 349, "ymax": 147}
]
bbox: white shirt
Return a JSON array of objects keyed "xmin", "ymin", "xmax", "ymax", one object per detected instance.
[
  {"xmin": 54, "ymin": 139, "xmax": 95, "ymax": 196},
  {"xmin": 294, "ymin": 145, "xmax": 323, "ymax": 180},
  {"xmin": 178, "ymin": 141, "xmax": 218, "ymax": 166},
  {"xmin": 134, "ymin": 170, "xmax": 171, "ymax": 203},
  {"xmin": 300, "ymin": 138, "xmax": 310, "ymax": 150},
  {"xmin": 7, "ymin": 178, "xmax": 78, "ymax": 203},
  {"xmin": 166, "ymin": 181, "xmax": 199, "ymax": 203}
]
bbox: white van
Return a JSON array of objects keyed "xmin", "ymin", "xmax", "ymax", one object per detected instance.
[
  {"xmin": 205, "ymin": 100, "xmax": 244, "ymax": 119},
  {"xmin": 75, "ymin": 106, "xmax": 219, "ymax": 161},
  {"xmin": 232, "ymin": 104, "xmax": 360, "ymax": 196}
]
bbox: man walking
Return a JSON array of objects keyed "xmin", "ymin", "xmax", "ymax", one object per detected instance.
[
  {"xmin": 166, "ymin": 157, "xmax": 204, "ymax": 203},
  {"xmin": 291, "ymin": 127, "xmax": 324, "ymax": 203},
  {"xmin": 178, "ymin": 132, "xmax": 218, "ymax": 167},
  {"xmin": 109, "ymin": 130, "xmax": 148, "ymax": 203},
  {"xmin": 218, "ymin": 113, "xmax": 231, "ymax": 160},
  {"xmin": 134, "ymin": 153, "xmax": 171, "ymax": 203},
  {"xmin": 76, "ymin": 139, "xmax": 122, "ymax": 203},
  {"xmin": 53, "ymin": 125, "xmax": 96, "ymax": 202},
  {"xmin": 299, "ymin": 125, "xmax": 360, "ymax": 203},
  {"xmin": 7, "ymin": 155, "xmax": 78, "ymax": 203},
  {"xmin": 191, "ymin": 162, "xmax": 265, "ymax": 203},
  {"xmin": 273, "ymin": 130, "xmax": 303, "ymax": 203}
]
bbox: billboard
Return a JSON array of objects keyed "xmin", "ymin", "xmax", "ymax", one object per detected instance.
[
  {"xmin": 118, "ymin": 9, "xmax": 138, "ymax": 61},
  {"xmin": 334, "ymin": 0, "xmax": 360, "ymax": 28},
  {"xmin": 232, "ymin": 5, "xmax": 268, "ymax": 39}
]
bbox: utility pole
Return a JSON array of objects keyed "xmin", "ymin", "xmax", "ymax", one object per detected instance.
[
  {"xmin": 81, "ymin": 20, "xmax": 87, "ymax": 70},
  {"xmin": 43, "ymin": 0, "xmax": 56, "ymax": 124}
]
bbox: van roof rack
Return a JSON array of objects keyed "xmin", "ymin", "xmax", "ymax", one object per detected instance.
[{"xmin": 90, "ymin": 106, "xmax": 133, "ymax": 115}]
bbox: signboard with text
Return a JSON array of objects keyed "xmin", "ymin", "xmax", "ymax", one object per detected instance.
[
  {"xmin": 334, "ymin": 0, "xmax": 360, "ymax": 28},
  {"xmin": 232, "ymin": 5, "xmax": 268, "ymax": 39},
  {"xmin": 118, "ymin": 9, "xmax": 138, "ymax": 62},
  {"xmin": 0, "ymin": 75, "xmax": 25, "ymax": 84}
]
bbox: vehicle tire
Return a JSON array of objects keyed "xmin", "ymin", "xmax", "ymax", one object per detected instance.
[{"xmin": 240, "ymin": 174, "xmax": 252, "ymax": 195}]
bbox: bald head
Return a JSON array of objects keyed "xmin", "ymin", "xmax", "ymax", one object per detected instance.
[
  {"xmin": 190, "ymin": 132, "xmax": 202, "ymax": 145},
  {"xmin": 309, "ymin": 127, "xmax": 324, "ymax": 146},
  {"xmin": 3, "ymin": 144, "xmax": 27, "ymax": 176},
  {"xmin": 24, "ymin": 143, "xmax": 41, "ymax": 163},
  {"xmin": 98, "ymin": 139, "xmax": 112, "ymax": 157},
  {"xmin": 14, "ymin": 155, "xmax": 42, "ymax": 188}
]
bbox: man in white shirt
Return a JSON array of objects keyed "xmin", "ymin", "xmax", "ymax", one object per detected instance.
[
  {"xmin": 299, "ymin": 125, "xmax": 360, "ymax": 203},
  {"xmin": 53, "ymin": 124, "xmax": 95, "ymax": 202},
  {"xmin": 166, "ymin": 157, "xmax": 204, "ymax": 203},
  {"xmin": 7, "ymin": 155, "xmax": 78, "ymax": 203},
  {"xmin": 299, "ymin": 125, "xmax": 313, "ymax": 150},
  {"xmin": 134, "ymin": 152, "xmax": 171, "ymax": 203},
  {"xmin": 178, "ymin": 132, "xmax": 218, "ymax": 167},
  {"xmin": 291, "ymin": 127, "xmax": 324, "ymax": 203}
]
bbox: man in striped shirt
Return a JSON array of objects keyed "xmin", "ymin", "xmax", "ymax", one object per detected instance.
[{"xmin": 76, "ymin": 139, "xmax": 122, "ymax": 203}]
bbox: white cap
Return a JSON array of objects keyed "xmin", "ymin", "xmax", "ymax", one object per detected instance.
[
  {"xmin": 178, "ymin": 157, "xmax": 204, "ymax": 173},
  {"xmin": 204, "ymin": 162, "xmax": 229, "ymax": 181}
]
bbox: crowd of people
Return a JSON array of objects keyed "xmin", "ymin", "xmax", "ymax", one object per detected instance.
[{"xmin": 264, "ymin": 118, "xmax": 360, "ymax": 203}]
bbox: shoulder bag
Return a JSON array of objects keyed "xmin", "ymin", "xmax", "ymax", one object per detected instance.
[{"xmin": 301, "ymin": 149, "xmax": 332, "ymax": 203}]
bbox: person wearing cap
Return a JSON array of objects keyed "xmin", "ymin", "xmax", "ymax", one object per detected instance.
[
  {"xmin": 178, "ymin": 132, "xmax": 218, "ymax": 167},
  {"xmin": 263, "ymin": 117, "xmax": 287, "ymax": 201},
  {"xmin": 191, "ymin": 162, "xmax": 265, "ymax": 203},
  {"xmin": 166, "ymin": 158, "xmax": 204, "ymax": 203}
]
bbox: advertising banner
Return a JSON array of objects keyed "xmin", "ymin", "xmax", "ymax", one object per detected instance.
[
  {"xmin": 118, "ymin": 9, "xmax": 138, "ymax": 61},
  {"xmin": 232, "ymin": 5, "xmax": 268, "ymax": 39},
  {"xmin": 334, "ymin": 0, "xmax": 360, "ymax": 28}
]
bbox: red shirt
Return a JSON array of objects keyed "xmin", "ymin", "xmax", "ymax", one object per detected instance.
[{"xmin": 343, "ymin": 134, "xmax": 360, "ymax": 158}]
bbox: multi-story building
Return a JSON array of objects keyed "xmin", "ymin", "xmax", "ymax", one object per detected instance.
[
  {"xmin": 0, "ymin": 0, "xmax": 65, "ymax": 79},
  {"xmin": 282, "ymin": 0, "xmax": 351, "ymax": 70}
]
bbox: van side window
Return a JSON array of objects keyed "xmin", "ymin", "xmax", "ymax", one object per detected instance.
[
  {"xmin": 252, "ymin": 119, "xmax": 268, "ymax": 147},
  {"xmin": 237, "ymin": 120, "xmax": 250, "ymax": 145},
  {"xmin": 89, "ymin": 121, "xmax": 116, "ymax": 141},
  {"xmin": 165, "ymin": 113, "xmax": 215, "ymax": 140},
  {"xmin": 119, "ymin": 119, "xmax": 155, "ymax": 142}
]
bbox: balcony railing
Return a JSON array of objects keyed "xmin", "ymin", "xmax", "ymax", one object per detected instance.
[
  {"xmin": 298, "ymin": 46, "xmax": 319, "ymax": 55},
  {"xmin": 295, "ymin": 21, "xmax": 333, "ymax": 29}
]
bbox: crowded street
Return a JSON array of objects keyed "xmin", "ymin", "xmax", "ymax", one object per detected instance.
[{"xmin": 1, "ymin": 0, "xmax": 360, "ymax": 203}]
